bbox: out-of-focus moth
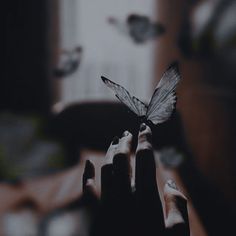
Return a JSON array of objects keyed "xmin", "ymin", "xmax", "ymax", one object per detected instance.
[
  {"xmin": 54, "ymin": 46, "xmax": 83, "ymax": 78},
  {"xmin": 101, "ymin": 62, "xmax": 181, "ymax": 126},
  {"xmin": 108, "ymin": 14, "xmax": 165, "ymax": 44}
]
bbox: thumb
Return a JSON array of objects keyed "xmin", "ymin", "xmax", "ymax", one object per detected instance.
[{"xmin": 164, "ymin": 180, "xmax": 190, "ymax": 236}]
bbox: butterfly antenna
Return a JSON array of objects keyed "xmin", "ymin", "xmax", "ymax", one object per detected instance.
[{"xmin": 101, "ymin": 76, "xmax": 108, "ymax": 83}]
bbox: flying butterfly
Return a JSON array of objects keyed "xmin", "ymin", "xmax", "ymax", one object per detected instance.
[
  {"xmin": 54, "ymin": 46, "xmax": 83, "ymax": 78},
  {"xmin": 108, "ymin": 14, "xmax": 165, "ymax": 44},
  {"xmin": 101, "ymin": 62, "xmax": 181, "ymax": 126}
]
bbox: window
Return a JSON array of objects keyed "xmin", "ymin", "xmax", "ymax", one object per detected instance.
[{"xmin": 56, "ymin": 0, "xmax": 157, "ymax": 109}]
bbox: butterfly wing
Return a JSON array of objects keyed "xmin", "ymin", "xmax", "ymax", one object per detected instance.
[
  {"xmin": 101, "ymin": 76, "xmax": 147, "ymax": 116},
  {"xmin": 146, "ymin": 62, "xmax": 180, "ymax": 125},
  {"xmin": 131, "ymin": 96, "xmax": 148, "ymax": 117}
]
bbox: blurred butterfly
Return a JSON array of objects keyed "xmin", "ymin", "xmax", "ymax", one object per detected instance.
[
  {"xmin": 54, "ymin": 46, "xmax": 83, "ymax": 78},
  {"xmin": 101, "ymin": 62, "xmax": 180, "ymax": 126},
  {"xmin": 108, "ymin": 14, "xmax": 165, "ymax": 44}
]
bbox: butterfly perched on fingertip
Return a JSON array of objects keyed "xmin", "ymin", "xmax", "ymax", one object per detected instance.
[{"xmin": 101, "ymin": 62, "xmax": 181, "ymax": 126}]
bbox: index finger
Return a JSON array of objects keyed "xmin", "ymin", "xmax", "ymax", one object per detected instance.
[
  {"xmin": 135, "ymin": 123, "xmax": 165, "ymax": 235},
  {"xmin": 101, "ymin": 137, "xmax": 119, "ymax": 201},
  {"xmin": 112, "ymin": 131, "xmax": 133, "ymax": 198},
  {"xmin": 135, "ymin": 123, "xmax": 157, "ymax": 194}
]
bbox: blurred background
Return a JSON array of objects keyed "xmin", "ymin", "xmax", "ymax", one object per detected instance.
[{"xmin": 2, "ymin": 0, "xmax": 236, "ymax": 235}]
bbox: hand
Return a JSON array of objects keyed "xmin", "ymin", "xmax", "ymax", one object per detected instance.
[{"xmin": 82, "ymin": 124, "xmax": 190, "ymax": 236}]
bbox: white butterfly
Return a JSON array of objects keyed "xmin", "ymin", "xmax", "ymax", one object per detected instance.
[{"xmin": 101, "ymin": 62, "xmax": 181, "ymax": 126}]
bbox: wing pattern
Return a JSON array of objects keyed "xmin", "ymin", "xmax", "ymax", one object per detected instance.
[
  {"xmin": 101, "ymin": 62, "xmax": 180, "ymax": 126},
  {"xmin": 146, "ymin": 63, "xmax": 180, "ymax": 124},
  {"xmin": 101, "ymin": 76, "xmax": 147, "ymax": 116},
  {"xmin": 131, "ymin": 96, "xmax": 148, "ymax": 117}
]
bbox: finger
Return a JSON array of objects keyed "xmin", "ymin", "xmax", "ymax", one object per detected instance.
[
  {"xmin": 164, "ymin": 180, "xmax": 190, "ymax": 236},
  {"xmin": 101, "ymin": 136, "xmax": 119, "ymax": 201},
  {"xmin": 104, "ymin": 136, "xmax": 119, "ymax": 165},
  {"xmin": 82, "ymin": 160, "xmax": 98, "ymax": 204},
  {"xmin": 112, "ymin": 131, "xmax": 134, "ymax": 235},
  {"xmin": 83, "ymin": 160, "xmax": 95, "ymax": 192},
  {"xmin": 115, "ymin": 131, "xmax": 132, "ymax": 156},
  {"xmin": 112, "ymin": 130, "xmax": 133, "ymax": 198},
  {"xmin": 135, "ymin": 123, "xmax": 157, "ymax": 194},
  {"xmin": 136, "ymin": 123, "xmax": 153, "ymax": 153},
  {"xmin": 101, "ymin": 164, "xmax": 114, "ymax": 202},
  {"xmin": 113, "ymin": 131, "xmax": 132, "ymax": 176},
  {"xmin": 135, "ymin": 123, "xmax": 165, "ymax": 235}
]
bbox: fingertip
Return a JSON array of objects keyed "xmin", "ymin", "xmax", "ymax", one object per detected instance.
[
  {"xmin": 136, "ymin": 124, "xmax": 152, "ymax": 153},
  {"xmin": 83, "ymin": 178, "xmax": 98, "ymax": 199},
  {"xmin": 164, "ymin": 180, "xmax": 188, "ymax": 231},
  {"xmin": 139, "ymin": 123, "xmax": 151, "ymax": 134},
  {"xmin": 85, "ymin": 178, "xmax": 96, "ymax": 188},
  {"xmin": 164, "ymin": 181, "xmax": 189, "ymax": 235},
  {"xmin": 83, "ymin": 160, "xmax": 95, "ymax": 193},
  {"xmin": 112, "ymin": 131, "xmax": 132, "ymax": 183},
  {"xmin": 122, "ymin": 130, "xmax": 131, "ymax": 137},
  {"xmin": 139, "ymin": 123, "xmax": 146, "ymax": 132},
  {"xmin": 117, "ymin": 130, "xmax": 133, "ymax": 155},
  {"xmin": 84, "ymin": 160, "xmax": 95, "ymax": 179},
  {"xmin": 138, "ymin": 124, "xmax": 152, "ymax": 141},
  {"xmin": 112, "ymin": 136, "xmax": 119, "ymax": 145}
]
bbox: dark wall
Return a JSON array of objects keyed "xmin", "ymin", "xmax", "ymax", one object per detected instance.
[{"xmin": 3, "ymin": 0, "xmax": 54, "ymax": 114}]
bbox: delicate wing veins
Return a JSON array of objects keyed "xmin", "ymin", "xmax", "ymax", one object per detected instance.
[
  {"xmin": 146, "ymin": 62, "xmax": 180, "ymax": 125},
  {"xmin": 101, "ymin": 76, "xmax": 147, "ymax": 116}
]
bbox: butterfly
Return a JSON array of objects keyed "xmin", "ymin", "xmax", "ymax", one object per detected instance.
[
  {"xmin": 101, "ymin": 62, "xmax": 181, "ymax": 126},
  {"xmin": 126, "ymin": 14, "xmax": 165, "ymax": 44},
  {"xmin": 108, "ymin": 14, "xmax": 165, "ymax": 44},
  {"xmin": 54, "ymin": 46, "xmax": 83, "ymax": 78}
]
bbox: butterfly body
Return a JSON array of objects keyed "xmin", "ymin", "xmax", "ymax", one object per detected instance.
[
  {"xmin": 101, "ymin": 62, "xmax": 181, "ymax": 126},
  {"xmin": 139, "ymin": 116, "xmax": 155, "ymax": 130},
  {"xmin": 139, "ymin": 115, "xmax": 147, "ymax": 123}
]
